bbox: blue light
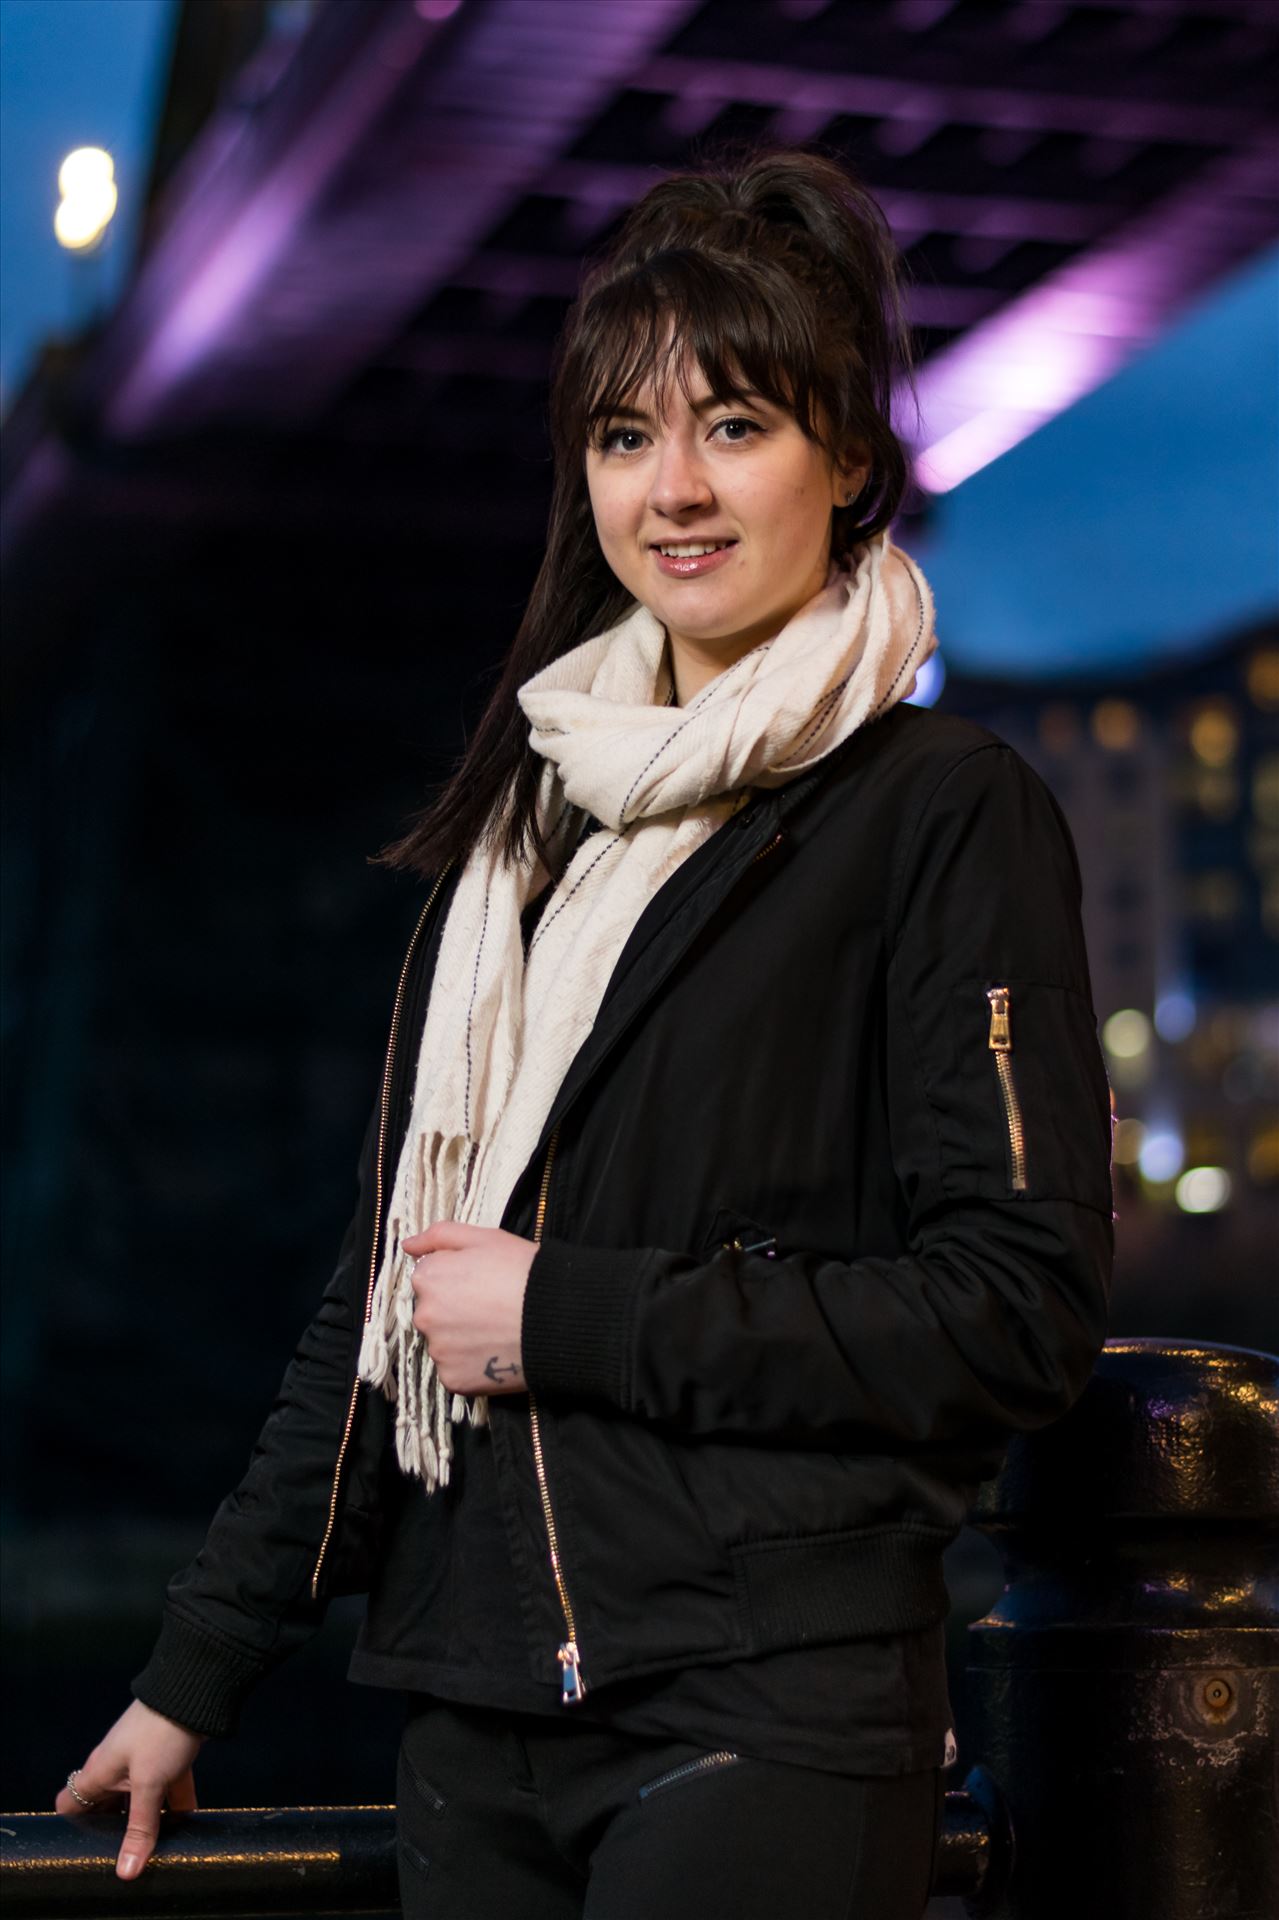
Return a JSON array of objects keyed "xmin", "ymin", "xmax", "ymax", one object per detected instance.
[
  {"xmin": 905, "ymin": 651, "xmax": 946, "ymax": 709},
  {"xmin": 1155, "ymin": 989, "xmax": 1196, "ymax": 1043},
  {"xmin": 909, "ymin": 245, "xmax": 1279, "ymax": 678},
  {"xmin": 1139, "ymin": 1128, "xmax": 1185, "ymax": 1184}
]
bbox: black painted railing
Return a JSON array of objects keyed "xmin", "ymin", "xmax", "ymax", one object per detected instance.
[
  {"xmin": 0, "ymin": 1781, "xmax": 1009, "ymax": 1915},
  {"xmin": 0, "ymin": 1806, "xmax": 398, "ymax": 1919},
  {"xmin": 3, "ymin": 1338, "xmax": 1276, "ymax": 1920}
]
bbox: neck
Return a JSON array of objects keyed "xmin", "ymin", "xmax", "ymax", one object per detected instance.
[
  {"xmin": 659, "ymin": 549, "xmax": 840, "ymax": 708},
  {"xmin": 659, "ymin": 634, "xmax": 682, "ymax": 707}
]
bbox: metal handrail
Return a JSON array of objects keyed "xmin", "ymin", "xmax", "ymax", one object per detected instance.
[
  {"xmin": 0, "ymin": 1805, "xmax": 400, "ymax": 1919},
  {"xmin": 0, "ymin": 1774, "xmax": 1008, "ymax": 1917},
  {"xmin": 8, "ymin": 1337, "xmax": 1277, "ymax": 1918}
]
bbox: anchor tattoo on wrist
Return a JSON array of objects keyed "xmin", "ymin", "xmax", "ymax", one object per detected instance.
[{"xmin": 484, "ymin": 1354, "xmax": 523, "ymax": 1384}]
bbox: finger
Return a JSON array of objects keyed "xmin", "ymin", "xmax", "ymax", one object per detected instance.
[
  {"xmin": 402, "ymin": 1220, "xmax": 486, "ymax": 1253},
  {"xmin": 166, "ymin": 1767, "xmax": 198, "ymax": 1814},
  {"xmin": 55, "ymin": 1763, "xmax": 122, "ymax": 1817},
  {"xmin": 118, "ymin": 1781, "xmax": 165, "ymax": 1880},
  {"xmin": 410, "ymin": 1249, "xmax": 463, "ymax": 1297}
]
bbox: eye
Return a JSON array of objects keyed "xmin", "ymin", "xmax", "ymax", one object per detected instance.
[
  {"xmin": 711, "ymin": 416, "xmax": 763, "ymax": 443},
  {"xmin": 596, "ymin": 425, "xmax": 647, "ymax": 455}
]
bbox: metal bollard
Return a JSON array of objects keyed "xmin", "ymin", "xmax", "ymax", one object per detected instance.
[{"xmin": 965, "ymin": 1337, "xmax": 1279, "ymax": 1920}]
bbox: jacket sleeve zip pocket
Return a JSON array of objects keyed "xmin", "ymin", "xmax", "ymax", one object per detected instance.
[{"xmin": 986, "ymin": 984, "xmax": 1028, "ymax": 1192}]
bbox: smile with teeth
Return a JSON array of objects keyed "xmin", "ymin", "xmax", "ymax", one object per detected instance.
[{"xmin": 655, "ymin": 541, "xmax": 736, "ymax": 556}]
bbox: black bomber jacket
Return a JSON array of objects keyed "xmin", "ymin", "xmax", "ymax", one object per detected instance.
[{"xmin": 132, "ymin": 705, "xmax": 1114, "ymax": 1736}]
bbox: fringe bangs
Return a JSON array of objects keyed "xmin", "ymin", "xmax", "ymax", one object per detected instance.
[{"xmin": 555, "ymin": 249, "xmax": 827, "ymax": 457}]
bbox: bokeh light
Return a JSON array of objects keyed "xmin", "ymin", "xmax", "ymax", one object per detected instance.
[
  {"xmin": 905, "ymin": 651, "xmax": 946, "ymax": 709},
  {"xmin": 1189, "ymin": 703, "xmax": 1238, "ymax": 767},
  {"xmin": 54, "ymin": 145, "xmax": 117, "ymax": 251},
  {"xmin": 1139, "ymin": 1128, "xmax": 1185, "ymax": 1184},
  {"xmin": 1091, "ymin": 699, "xmax": 1141, "ymax": 751},
  {"xmin": 1174, "ymin": 1166, "xmax": 1232, "ymax": 1214},
  {"xmin": 1245, "ymin": 648, "xmax": 1279, "ymax": 710},
  {"xmin": 1103, "ymin": 1009, "xmax": 1153, "ymax": 1060},
  {"xmin": 1154, "ymin": 990, "xmax": 1196, "ymax": 1043}
]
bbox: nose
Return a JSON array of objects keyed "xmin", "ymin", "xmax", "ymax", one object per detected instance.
[{"xmin": 647, "ymin": 433, "xmax": 713, "ymax": 518}]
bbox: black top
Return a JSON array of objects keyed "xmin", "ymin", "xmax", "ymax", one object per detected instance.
[
  {"xmin": 355, "ymin": 1406, "xmax": 954, "ymax": 1777},
  {"xmin": 347, "ymin": 803, "xmax": 955, "ymax": 1777},
  {"xmin": 130, "ymin": 708, "xmax": 1111, "ymax": 1758}
]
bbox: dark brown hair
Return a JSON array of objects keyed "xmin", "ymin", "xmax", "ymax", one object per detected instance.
[{"xmin": 377, "ymin": 143, "xmax": 918, "ymax": 883}]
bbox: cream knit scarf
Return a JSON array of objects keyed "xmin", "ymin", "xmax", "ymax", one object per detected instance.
[{"xmin": 358, "ymin": 529, "xmax": 937, "ymax": 1488}]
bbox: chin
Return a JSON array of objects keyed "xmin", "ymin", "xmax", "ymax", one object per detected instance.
[{"xmin": 650, "ymin": 589, "xmax": 749, "ymax": 631}]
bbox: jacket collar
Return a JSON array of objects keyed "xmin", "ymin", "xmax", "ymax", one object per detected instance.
[
  {"xmin": 403, "ymin": 724, "xmax": 876, "ymax": 1230},
  {"xmin": 500, "ymin": 726, "xmax": 876, "ymax": 1218}
]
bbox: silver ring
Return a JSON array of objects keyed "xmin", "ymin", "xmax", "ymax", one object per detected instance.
[{"xmin": 66, "ymin": 1769, "xmax": 96, "ymax": 1810}]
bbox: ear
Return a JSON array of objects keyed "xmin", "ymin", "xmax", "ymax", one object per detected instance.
[{"xmin": 833, "ymin": 440, "xmax": 871, "ymax": 508}]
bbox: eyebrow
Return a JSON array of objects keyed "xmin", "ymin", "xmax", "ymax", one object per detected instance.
[{"xmin": 601, "ymin": 389, "xmax": 767, "ymax": 425}]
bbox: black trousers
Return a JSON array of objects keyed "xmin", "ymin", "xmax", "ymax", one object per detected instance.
[{"xmin": 396, "ymin": 1695, "xmax": 944, "ymax": 1919}]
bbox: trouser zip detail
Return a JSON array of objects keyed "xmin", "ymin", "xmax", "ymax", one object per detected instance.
[{"xmin": 638, "ymin": 1750, "xmax": 742, "ymax": 1800}]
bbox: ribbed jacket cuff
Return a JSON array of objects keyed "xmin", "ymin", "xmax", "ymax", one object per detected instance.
[
  {"xmin": 131, "ymin": 1608, "xmax": 268, "ymax": 1739},
  {"xmin": 521, "ymin": 1237, "xmax": 650, "ymax": 1406}
]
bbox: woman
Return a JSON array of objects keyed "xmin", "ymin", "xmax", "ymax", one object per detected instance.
[{"xmin": 56, "ymin": 147, "xmax": 1114, "ymax": 1917}]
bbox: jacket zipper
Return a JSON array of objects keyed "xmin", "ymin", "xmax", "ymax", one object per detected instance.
[
  {"xmin": 986, "ymin": 984, "xmax": 1028, "ymax": 1192},
  {"xmin": 638, "ymin": 1750, "xmax": 742, "ymax": 1800},
  {"xmin": 310, "ymin": 858, "xmax": 455, "ymax": 1602},
  {"xmin": 526, "ymin": 823, "xmax": 784, "ymax": 1693},
  {"xmin": 527, "ymin": 1118, "xmax": 588, "ymax": 1704}
]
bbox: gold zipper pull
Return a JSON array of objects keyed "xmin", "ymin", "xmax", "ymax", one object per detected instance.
[
  {"xmin": 986, "ymin": 985, "xmax": 1012, "ymax": 1051},
  {"xmin": 558, "ymin": 1640, "xmax": 586, "ymax": 1704},
  {"xmin": 985, "ymin": 984, "xmax": 1028, "ymax": 1191}
]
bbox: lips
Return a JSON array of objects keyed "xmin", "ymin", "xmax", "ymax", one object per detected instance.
[
  {"xmin": 649, "ymin": 536, "xmax": 736, "ymax": 552},
  {"xmin": 650, "ymin": 540, "xmax": 739, "ymax": 579}
]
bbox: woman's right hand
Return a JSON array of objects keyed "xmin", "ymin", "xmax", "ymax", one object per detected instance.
[{"xmin": 54, "ymin": 1699, "xmax": 207, "ymax": 1879}]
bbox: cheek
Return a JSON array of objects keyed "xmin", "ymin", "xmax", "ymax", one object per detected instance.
[
  {"xmin": 587, "ymin": 484, "xmax": 629, "ymax": 553},
  {"xmin": 734, "ymin": 455, "xmax": 822, "ymax": 528}
]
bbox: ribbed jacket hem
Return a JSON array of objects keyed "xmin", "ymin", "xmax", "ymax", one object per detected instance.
[
  {"xmin": 729, "ymin": 1522, "xmax": 954, "ymax": 1645},
  {"xmin": 521, "ymin": 1236, "xmax": 649, "ymax": 1405},
  {"xmin": 130, "ymin": 1608, "xmax": 269, "ymax": 1738}
]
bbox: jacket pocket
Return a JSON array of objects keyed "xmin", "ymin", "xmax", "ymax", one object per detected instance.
[
  {"xmin": 730, "ymin": 1521, "xmax": 953, "ymax": 1650},
  {"xmin": 400, "ymin": 1744, "xmax": 448, "ymax": 1815},
  {"xmin": 637, "ymin": 1750, "xmax": 743, "ymax": 1802},
  {"xmin": 928, "ymin": 978, "xmax": 1112, "ymax": 1213},
  {"xmin": 699, "ymin": 1205, "xmax": 779, "ymax": 1262},
  {"xmin": 985, "ymin": 985, "xmax": 1027, "ymax": 1191}
]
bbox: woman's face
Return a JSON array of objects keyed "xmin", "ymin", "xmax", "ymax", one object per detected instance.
[{"xmin": 584, "ymin": 349, "xmax": 863, "ymax": 676}]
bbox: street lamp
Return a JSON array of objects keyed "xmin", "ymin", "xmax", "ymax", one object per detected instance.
[{"xmin": 54, "ymin": 145, "xmax": 118, "ymax": 335}]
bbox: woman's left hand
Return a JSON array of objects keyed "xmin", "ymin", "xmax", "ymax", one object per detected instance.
[{"xmin": 400, "ymin": 1222, "xmax": 538, "ymax": 1395}]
